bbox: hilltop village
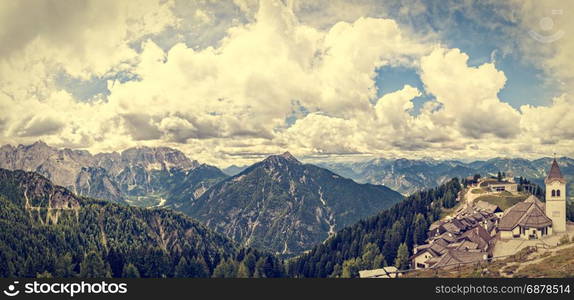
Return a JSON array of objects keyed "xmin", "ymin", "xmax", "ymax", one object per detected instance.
[{"xmin": 360, "ymin": 159, "xmax": 572, "ymax": 278}]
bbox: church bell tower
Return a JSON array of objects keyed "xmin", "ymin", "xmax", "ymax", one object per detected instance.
[{"xmin": 545, "ymin": 158, "xmax": 567, "ymax": 233}]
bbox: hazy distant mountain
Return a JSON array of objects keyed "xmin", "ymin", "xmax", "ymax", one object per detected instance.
[
  {"xmin": 317, "ymin": 157, "xmax": 574, "ymax": 196},
  {"xmin": 0, "ymin": 142, "xmax": 227, "ymax": 206},
  {"xmin": 182, "ymin": 152, "xmax": 403, "ymax": 256},
  {"xmin": 222, "ymin": 165, "xmax": 249, "ymax": 176}
]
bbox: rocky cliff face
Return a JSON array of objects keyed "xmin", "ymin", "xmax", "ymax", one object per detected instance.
[
  {"xmin": 183, "ymin": 152, "xmax": 403, "ymax": 256},
  {"xmin": 0, "ymin": 168, "xmax": 81, "ymax": 210},
  {"xmin": 75, "ymin": 167, "xmax": 124, "ymax": 203},
  {"xmin": 0, "ymin": 142, "xmax": 224, "ymax": 205}
]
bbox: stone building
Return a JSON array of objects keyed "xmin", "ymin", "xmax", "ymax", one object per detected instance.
[{"xmin": 498, "ymin": 159, "xmax": 567, "ymax": 239}]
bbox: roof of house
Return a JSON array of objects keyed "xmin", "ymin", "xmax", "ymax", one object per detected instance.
[
  {"xmin": 433, "ymin": 249, "xmax": 486, "ymax": 268},
  {"xmin": 545, "ymin": 159, "xmax": 566, "ymax": 184},
  {"xmin": 429, "ymin": 242, "xmax": 448, "ymax": 255},
  {"xmin": 411, "ymin": 245, "xmax": 441, "ymax": 260},
  {"xmin": 460, "ymin": 226, "xmax": 492, "ymax": 250},
  {"xmin": 433, "ymin": 238, "xmax": 449, "ymax": 247},
  {"xmin": 484, "ymin": 219, "xmax": 497, "ymax": 234},
  {"xmin": 498, "ymin": 195, "xmax": 552, "ymax": 230},
  {"xmin": 443, "ymin": 222, "xmax": 463, "ymax": 234},
  {"xmin": 475, "ymin": 201, "xmax": 501, "ymax": 214},
  {"xmin": 435, "ymin": 232, "xmax": 458, "ymax": 243},
  {"xmin": 359, "ymin": 267, "xmax": 398, "ymax": 278},
  {"xmin": 488, "ymin": 182, "xmax": 516, "ymax": 186},
  {"xmin": 448, "ymin": 240, "xmax": 479, "ymax": 251},
  {"xmin": 459, "ymin": 218, "xmax": 475, "ymax": 228}
]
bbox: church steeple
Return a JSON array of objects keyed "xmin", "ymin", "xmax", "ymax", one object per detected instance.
[
  {"xmin": 545, "ymin": 157, "xmax": 567, "ymax": 233},
  {"xmin": 545, "ymin": 158, "xmax": 565, "ymax": 184}
]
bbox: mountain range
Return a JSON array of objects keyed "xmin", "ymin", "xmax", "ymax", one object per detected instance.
[
  {"xmin": 182, "ymin": 152, "xmax": 403, "ymax": 255},
  {"xmin": 0, "ymin": 142, "xmax": 404, "ymax": 256},
  {"xmin": 0, "ymin": 141, "xmax": 223, "ymax": 207},
  {"xmin": 316, "ymin": 157, "xmax": 574, "ymax": 196},
  {"xmin": 2, "ymin": 141, "xmax": 572, "ymax": 257}
]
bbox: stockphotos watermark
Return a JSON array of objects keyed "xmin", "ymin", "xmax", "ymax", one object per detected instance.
[
  {"xmin": 528, "ymin": 9, "xmax": 565, "ymax": 43},
  {"xmin": 3, "ymin": 280, "xmax": 127, "ymax": 297}
]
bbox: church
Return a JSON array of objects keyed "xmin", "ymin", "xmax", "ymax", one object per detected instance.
[{"xmin": 499, "ymin": 159, "xmax": 567, "ymax": 239}]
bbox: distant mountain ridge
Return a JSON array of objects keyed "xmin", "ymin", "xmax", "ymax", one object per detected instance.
[
  {"xmin": 182, "ymin": 152, "xmax": 404, "ymax": 256},
  {"xmin": 0, "ymin": 141, "xmax": 226, "ymax": 206},
  {"xmin": 222, "ymin": 164, "xmax": 249, "ymax": 176},
  {"xmin": 317, "ymin": 157, "xmax": 574, "ymax": 196}
]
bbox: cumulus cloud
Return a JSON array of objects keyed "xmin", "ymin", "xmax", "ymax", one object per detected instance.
[
  {"xmin": 0, "ymin": 0, "xmax": 572, "ymax": 166},
  {"xmin": 420, "ymin": 48, "xmax": 521, "ymax": 139}
]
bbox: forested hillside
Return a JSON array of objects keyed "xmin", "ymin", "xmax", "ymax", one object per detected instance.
[
  {"xmin": 184, "ymin": 152, "xmax": 403, "ymax": 255},
  {"xmin": 287, "ymin": 179, "xmax": 462, "ymax": 277},
  {"xmin": 0, "ymin": 169, "xmax": 282, "ymax": 278}
]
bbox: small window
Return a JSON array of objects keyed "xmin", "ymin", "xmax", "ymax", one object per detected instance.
[
  {"xmin": 552, "ymin": 190, "xmax": 556, "ymax": 197},
  {"xmin": 557, "ymin": 190, "xmax": 561, "ymax": 197}
]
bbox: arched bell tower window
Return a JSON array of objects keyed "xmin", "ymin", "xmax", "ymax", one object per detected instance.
[
  {"xmin": 552, "ymin": 190, "xmax": 556, "ymax": 197},
  {"xmin": 557, "ymin": 190, "xmax": 561, "ymax": 197}
]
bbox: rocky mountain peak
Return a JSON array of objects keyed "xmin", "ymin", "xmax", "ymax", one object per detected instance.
[
  {"xmin": 119, "ymin": 146, "xmax": 199, "ymax": 170},
  {"xmin": 280, "ymin": 151, "xmax": 297, "ymax": 161},
  {"xmin": 264, "ymin": 151, "xmax": 301, "ymax": 166}
]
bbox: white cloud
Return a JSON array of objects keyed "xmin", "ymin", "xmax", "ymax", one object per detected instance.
[
  {"xmin": 420, "ymin": 48, "xmax": 521, "ymax": 139},
  {"xmin": 0, "ymin": 0, "xmax": 573, "ymax": 166}
]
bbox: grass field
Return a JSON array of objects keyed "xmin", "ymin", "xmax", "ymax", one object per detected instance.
[
  {"xmin": 471, "ymin": 188, "xmax": 488, "ymax": 194},
  {"xmin": 473, "ymin": 192, "xmax": 529, "ymax": 210},
  {"xmin": 514, "ymin": 246, "xmax": 574, "ymax": 277}
]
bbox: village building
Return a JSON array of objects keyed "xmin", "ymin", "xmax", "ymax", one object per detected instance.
[
  {"xmin": 545, "ymin": 159, "xmax": 567, "ymax": 233},
  {"xmin": 498, "ymin": 159, "xmax": 567, "ymax": 239},
  {"xmin": 498, "ymin": 196, "xmax": 552, "ymax": 239},
  {"xmin": 358, "ymin": 267, "xmax": 399, "ymax": 278},
  {"xmin": 411, "ymin": 209, "xmax": 497, "ymax": 269},
  {"xmin": 475, "ymin": 200, "xmax": 503, "ymax": 216},
  {"xmin": 432, "ymin": 249, "xmax": 488, "ymax": 269},
  {"xmin": 360, "ymin": 158, "xmax": 568, "ymax": 275},
  {"xmin": 486, "ymin": 181, "xmax": 518, "ymax": 193}
]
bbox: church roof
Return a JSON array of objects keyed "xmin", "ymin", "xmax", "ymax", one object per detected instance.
[
  {"xmin": 498, "ymin": 195, "xmax": 552, "ymax": 230},
  {"xmin": 545, "ymin": 159, "xmax": 566, "ymax": 184}
]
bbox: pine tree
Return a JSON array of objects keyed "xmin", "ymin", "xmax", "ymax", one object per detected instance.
[
  {"xmin": 80, "ymin": 251, "xmax": 109, "ymax": 278},
  {"xmin": 36, "ymin": 271, "xmax": 53, "ymax": 278},
  {"xmin": 107, "ymin": 248, "xmax": 124, "ymax": 278},
  {"xmin": 212, "ymin": 259, "xmax": 236, "ymax": 278},
  {"xmin": 174, "ymin": 257, "xmax": 190, "ymax": 277},
  {"xmin": 373, "ymin": 254, "xmax": 386, "ymax": 269},
  {"xmin": 341, "ymin": 258, "xmax": 362, "ymax": 278},
  {"xmin": 122, "ymin": 263, "xmax": 140, "ymax": 278},
  {"xmin": 394, "ymin": 243, "xmax": 409, "ymax": 270},
  {"xmin": 361, "ymin": 243, "xmax": 381, "ymax": 269},
  {"xmin": 0, "ymin": 249, "xmax": 15, "ymax": 277},
  {"xmin": 236, "ymin": 262, "xmax": 250, "ymax": 278},
  {"xmin": 413, "ymin": 213, "xmax": 428, "ymax": 245},
  {"xmin": 254, "ymin": 257, "xmax": 267, "ymax": 278},
  {"xmin": 54, "ymin": 253, "xmax": 75, "ymax": 278},
  {"xmin": 190, "ymin": 257, "xmax": 209, "ymax": 278}
]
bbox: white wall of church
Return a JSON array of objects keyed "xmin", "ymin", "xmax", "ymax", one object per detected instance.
[{"xmin": 546, "ymin": 180, "xmax": 566, "ymax": 233}]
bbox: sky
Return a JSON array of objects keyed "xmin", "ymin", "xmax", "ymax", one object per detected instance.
[{"xmin": 0, "ymin": 0, "xmax": 573, "ymax": 167}]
